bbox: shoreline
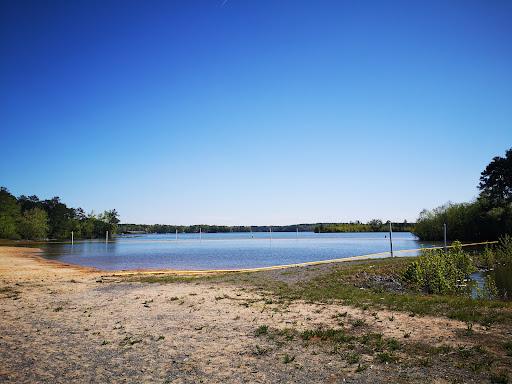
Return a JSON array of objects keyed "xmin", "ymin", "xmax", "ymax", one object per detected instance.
[{"xmin": 0, "ymin": 240, "xmax": 497, "ymax": 277}]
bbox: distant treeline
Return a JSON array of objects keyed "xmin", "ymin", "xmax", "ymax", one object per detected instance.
[
  {"xmin": 119, "ymin": 223, "xmax": 316, "ymax": 233},
  {"xmin": 414, "ymin": 148, "xmax": 512, "ymax": 242},
  {"xmin": 0, "ymin": 187, "xmax": 119, "ymax": 240},
  {"xmin": 314, "ymin": 220, "xmax": 414, "ymax": 233},
  {"xmin": 118, "ymin": 221, "xmax": 414, "ymax": 234}
]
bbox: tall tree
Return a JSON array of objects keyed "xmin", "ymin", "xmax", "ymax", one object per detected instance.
[
  {"xmin": 0, "ymin": 187, "xmax": 21, "ymax": 239},
  {"xmin": 479, "ymin": 148, "xmax": 512, "ymax": 206}
]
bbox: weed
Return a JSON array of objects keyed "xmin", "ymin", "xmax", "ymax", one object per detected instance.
[
  {"xmin": 255, "ymin": 325, "xmax": 268, "ymax": 336},
  {"xmin": 283, "ymin": 354, "xmax": 295, "ymax": 364}
]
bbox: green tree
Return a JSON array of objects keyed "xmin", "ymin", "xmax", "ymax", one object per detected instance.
[
  {"xmin": 0, "ymin": 187, "xmax": 21, "ymax": 239},
  {"xmin": 18, "ymin": 207, "xmax": 49, "ymax": 240},
  {"xmin": 479, "ymin": 147, "xmax": 512, "ymax": 206}
]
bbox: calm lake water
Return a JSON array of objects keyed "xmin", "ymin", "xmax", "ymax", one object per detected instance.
[{"xmin": 39, "ymin": 232, "xmax": 437, "ymax": 271}]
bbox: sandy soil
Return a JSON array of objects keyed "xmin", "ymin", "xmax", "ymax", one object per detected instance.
[{"xmin": 0, "ymin": 246, "xmax": 506, "ymax": 383}]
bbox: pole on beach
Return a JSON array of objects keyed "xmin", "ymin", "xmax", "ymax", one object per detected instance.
[
  {"xmin": 199, "ymin": 227, "xmax": 202, "ymax": 241},
  {"xmin": 71, "ymin": 231, "xmax": 74, "ymax": 245},
  {"xmin": 443, "ymin": 223, "xmax": 447, "ymax": 252},
  {"xmin": 176, "ymin": 228, "xmax": 178, "ymax": 241},
  {"xmin": 270, "ymin": 226, "xmax": 272, "ymax": 241},
  {"xmin": 389, "ymin": 222, "xmax": 394, "ymax": 258},
  {"xmin": 106, "ymin": 231, "xmax": 109, "ymax": 243},
  {"xmin": 296, "ymin": 226, "xmax": 299, "ymax": 239}
]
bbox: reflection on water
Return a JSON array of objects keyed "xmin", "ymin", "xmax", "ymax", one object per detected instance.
[
  {"xmin": 471, "ymin": 264, "xmax": 511, "ymax": 301},
  {"xmin": 38, "ymin": 232, "xmax": 436, "ymax": 271}
]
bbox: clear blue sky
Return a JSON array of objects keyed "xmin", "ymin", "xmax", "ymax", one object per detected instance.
[{"xmin": 1, "ymin": 0, "xmax": 511, "ymax": 225}]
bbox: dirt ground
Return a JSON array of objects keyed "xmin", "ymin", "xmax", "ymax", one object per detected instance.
[{"xmin": 0, "ymin": 246, "xmax": 509, "ymax": 383}]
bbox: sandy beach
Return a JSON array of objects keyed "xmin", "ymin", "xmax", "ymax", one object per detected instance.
[{"xmin": 1, "ymin": 246, "xmax": 510, "ymax": 383}]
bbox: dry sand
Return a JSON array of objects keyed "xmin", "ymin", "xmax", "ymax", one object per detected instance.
[{"xmin": 0, "ymin": 246, "xmax": 506, "ymax": 383}]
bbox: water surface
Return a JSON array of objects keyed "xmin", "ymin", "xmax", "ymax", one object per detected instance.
[{"xmin": 39, "ymin": 232, "xmax": 436, "ymax": 270}]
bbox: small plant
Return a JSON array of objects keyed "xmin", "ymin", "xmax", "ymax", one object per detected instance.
[
  {"xmin": 54, "ymin": 306, "xmax": 63, "ymax": 312},
  {"xmin": 355, "ymin": 363, "xmax": 368, "ymax": 372},
  {"xmin": 387, "ymin": 338, "xmax": 400, "ymax": 351},
  {"xmin": 347, "ymin": 352, "xmax": 360, "ymax": 364},
  {"xmin": 376, "ymin": 352, "xmax": 398, "ymax": 364},
  {"xmin": 255, "ymin": 325, "xmax": 268, "ymax": 336},
  {"xmin": 464, "ymin": 321, "xmax": 474, "ymax": 336},
  {"xmin": 283, "ymin": 354, "xmax": 295, "ymax": 364},
  {"xmin": 101, "ymin": 340, "xmax": 110, "ymax": 345},
  {"xmin": 388, "ymin": 315, "xmax": 395, "ymax": 321},
  {"xmin": 169, "ymin": 296, "xmax": 179, "ymax": 301}
]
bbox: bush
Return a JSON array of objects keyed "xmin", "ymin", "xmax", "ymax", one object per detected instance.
[{"xmin": 403, "ymin": 241, "xmax": 475, "ymax": 294}]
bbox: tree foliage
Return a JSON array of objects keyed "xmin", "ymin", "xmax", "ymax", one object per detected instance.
[
  {"xmin": 0, "ymin": 187, "xmax": 119, "ymax": 240},
  {"xmin": 479, "ymin": 148, "xmax": 512, "ymax": 206},
  {"xmin": 415, "ymin": 148, "xmax": 512, "ymax": 241}
]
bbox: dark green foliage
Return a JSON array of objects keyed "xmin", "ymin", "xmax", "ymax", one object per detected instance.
[
  {"xmin": 415, "ymin": 148, "xmax": 512, "ymax": 242},
  {"xmin": 0, "ymin": 187, "xmax": 21, "ymax": 239},
  {"xmin": 17, "ymin": 207, "xmax": 49, "ymax": 240},
  {"xmin": 403, "ymin": 241, "xmax": 475, "ymax": 294},
  {"xmin": 479, "ymin": 148, "xmax": 512, "ymax": 206},
  {"xmin": 0, "ymin": 186, "xmax": 119, "ymax": 240}
]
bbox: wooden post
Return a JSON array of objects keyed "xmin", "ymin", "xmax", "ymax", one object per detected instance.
[{"xmin": 389, "ymin": 222, "xmax": 394, "ymax": 258}]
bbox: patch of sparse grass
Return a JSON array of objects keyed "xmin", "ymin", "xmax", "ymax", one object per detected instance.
[
  {"xmin": 53, "ymin": 306, "xmax": 63, "ymax": 312},
  {"xmin": 301, "ymin": 328, "xmax": 352, "ymax": 343},
  {"xmin": 376, "ymin": 351, "xmax": 398, "ymax": 364},
  {"xmin": 347, "ymin": 352, "xmax": 361, "ymax": 364},
  {"xmin": 351, "ymin": 318, "xmax": 366, "ymax": 327},
  {"xmin": 255, "ymin": 325, "xmax": 268, "ymax": 336},
  {"xmin": 226, "ymin": 257, "xmax": 512, "ymax": 326}
]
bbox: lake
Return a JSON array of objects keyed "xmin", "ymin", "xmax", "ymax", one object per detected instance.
[{"xmin": 38, "ymin": 232, "xmax": 438, "ymax": 271}]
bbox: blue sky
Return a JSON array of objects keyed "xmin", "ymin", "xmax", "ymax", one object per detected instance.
[{"xmin": 1, "ymin": 0, "xmax": 511, "ymax": 225}]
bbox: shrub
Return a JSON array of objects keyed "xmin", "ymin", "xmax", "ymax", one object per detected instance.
[{"xmin": 403, "ymin": 241, "xmax": 475, "ymax": 294}]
